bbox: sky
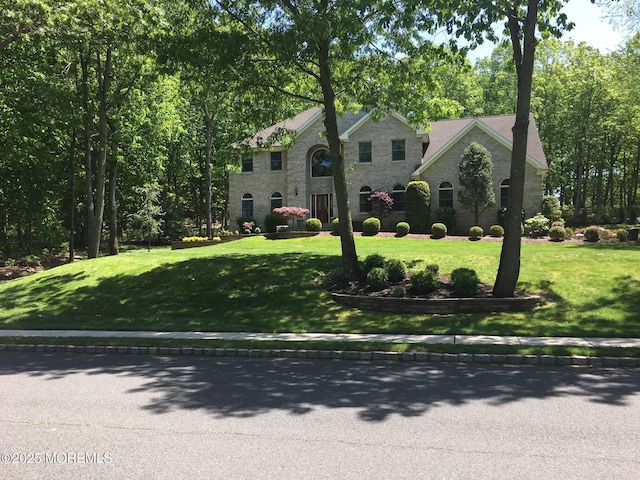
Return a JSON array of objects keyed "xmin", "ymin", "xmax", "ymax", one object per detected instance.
[{"xmin": 466, "ymin": 0, "xmax": 625, "ymax": 62}]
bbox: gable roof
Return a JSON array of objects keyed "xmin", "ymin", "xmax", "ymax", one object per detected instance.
[
  {"xmin": 245, "ymin": 107, "xmax": 322, "ymax": 148},
  {"xmin": 412, "ymin": 114, "xmax": 548, "ymax": 177},
  {"xmin": 246, "ymin": 107, "xmax": 369, "ymax": 149},
  {"xmin": 339, "ymin": 111, "xmax": 425, "ymax": 142}
]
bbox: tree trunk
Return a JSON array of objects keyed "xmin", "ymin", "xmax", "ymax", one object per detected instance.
[
  {"xmin": 108, "ymin": 156, "xmax": 119, "ymax": 255},
  {"xmin": 204, "ymin": 108, "xmax": 213, "ymax": 239},
  {"xmin": 84, "ymin": 47, "xmax": 111, "ymax": 259},
  {"xmin": 493, "ymin": 2, "xmax": 537, "ymax": 298},
  {"xmin": 68, "ymin": 129, "xmax": 76, "ymax": 263},
  {"xmin": 317, "ymin": 41, "xmax": 360, "ymax": 279},
  {"xmin": 223, "ymin": 168, "xmax": 230, "ymax": 230}
]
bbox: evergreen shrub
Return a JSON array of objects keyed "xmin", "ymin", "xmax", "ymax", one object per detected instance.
[
  {"xmin": 469, "ymin": 226, "xmax": 483, "ymax": 240},
  {"xmin": 362, "ymin": 217, "xmax": 381, "ymax": 236},
  {"xmin": 395, "ymin": 222, "xmax": 410, "ymax": 237},
  {"xmin": 451, "ymin": 267, "xmax": 479, "ymax": 296},
  {"xmin": 363, "ymin": 254, "xmax": 385, "ymax": 275},
  {"xmin": 564, "ymin": 227, "xmax": 574, "ymax": 239},
  {"xmin": 489, "ymin": 225, "xmax": 504, "ymax": 237},
  {"xmin": 541, "ymin": 195, "xmax": 562, "ymax": 222},
  {"xmin": 384, "ymin": 258, "xmax": 407, "ymax": 283},
  {"xmin": 332, "ymin": 218, "xmax": 340, "ymax": 235},
  {"xmin": 305, "ymin": 218, "xmax": 322, "ymax": 232},
  {"xmin": 548, "ymin": 225, "xmax": 566, "ymax": 242},
  {"xmin": 410, "ymin": 269, "xmax": 438, "ymax": 294},
  {"xmin": 405, "ymin": 181, "xmax": 431, "ymax": 233},
  {"xmin": 617, "ymin": 229, "xmax": 629, "ymax": 242},
  {"xmin": 265, "ymin": 213, "xmax": 287, "ymax": 233},
  {"xmin": 366, "ymin": 267, "xmax": 388, "ymax": 291},
  {"xmin": 431, "ymin": 222, "xmax": 447, "ymax": 238},
  {"xmin": 425, "ymin": 263, "xmax": 440, "ymax": 276},
  {"xmin": 584, "ymin": 226, "xmax": 600, "ymax": 242}
]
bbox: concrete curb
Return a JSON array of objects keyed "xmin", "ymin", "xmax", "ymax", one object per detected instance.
[{"xmin": 1, "ymin": 343, "xmax": 638, "ymax": 368}]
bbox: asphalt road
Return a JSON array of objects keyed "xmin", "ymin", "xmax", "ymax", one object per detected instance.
[{"xmin": 1, "ymin": 352, "xmax": 639, "ymax": 479}]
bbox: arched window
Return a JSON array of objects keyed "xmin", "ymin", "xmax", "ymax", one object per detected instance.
[
  {"xmin": 500, "ymin": 179, "xmax": 509, "ymax": 208},
  {"xmin": 311, "ymin": 148, "xmax": 332, "ymax": 177},
  {"xmin": 392, "ymin": 184, "xmax": 406, "ymax": 211},
  {"xmin": 270, "ymin": 192, "xmax": 283, "ymax": 211},
  {"xmin": 359, "ymin": 186, "xmax": 372, "ymax": 213},
  {"xmin": 438, "ymin": 181, "xmax": 454, "ymax": 208},
  {"xmin": 241, "ymin": 193, "xmax": 253, "ymax": 218}
]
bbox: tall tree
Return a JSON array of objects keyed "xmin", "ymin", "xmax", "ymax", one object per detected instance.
[
  {"xmin": 57, "ymin": 0, "xmax": 164, "ymax": 258},
  {"xmin": 416, "ymin": 0, "xmax": 575, "ymax": 297},
  {"xmin": 458, "ymin": 142, "xmax": 495, "ymax": 225}
]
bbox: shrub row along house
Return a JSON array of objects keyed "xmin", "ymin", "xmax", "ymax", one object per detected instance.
[{"xmin": 229, "ymin": 106, "xmax": 547, "ymax": 234}]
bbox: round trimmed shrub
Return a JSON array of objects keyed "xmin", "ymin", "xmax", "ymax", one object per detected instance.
[
  {"xmin": 431, "ymin": 222, "xmax": 447, "ymax": 238},
  {"xmin": 410, "ymin": 269, "xmax": 438, "ymax": 295},
  {"xmin": 384, "ymin": 258, "xmax": 407, "ymax": 283},
  {"xmin": 363, "ymin": 254, "xmax": 385, "ymax": 275},
  {"xmin": 469, "ymin": 226, "xmax": 483, "ymax": 240},
  {"xmin": 305, "ymin": 218, "xmax": 322, "ymax": 232},
  {"xmin": 366, "ymin": 267, "xmax": 388, "ymax": 291},
  {"xmin": 617, "ymin": 229, "xmax": 629, "ymax": 242},
  {"xmin": 584, "ymin": 226, "xmax": 600, "ymax": 242},
  {"xmin": 489, "ymin": 224, "xmax": 504, "ymax": 237},
  {"xmin": 254, "ymin": 227, "xmax": 261, "ymax": 234},
  {"xmin": 395, "ymin": 222, "xmax": 410, "ymax": 237},
  {"xmin": 451, "ymin": 267, "xmax": 479, "ymax": 296},
  {"xmin": 331, "ymin": 218, "xmax": 340, "ymax": 235},
  {"xmin": 548, "ymin": 225, "xmax": 566, "ymax": 242},
  {"xmin": 362, "ymin": 217, "xmax": 381, "ymax": 236},
  {"xmin": 564, "ymin": 227, "xmax": 574, "ymax": 239}
]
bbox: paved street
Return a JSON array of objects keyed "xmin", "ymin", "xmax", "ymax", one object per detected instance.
[{"xmin": 2, "ymin": 352, "xmax": 639, "ymax": 479}]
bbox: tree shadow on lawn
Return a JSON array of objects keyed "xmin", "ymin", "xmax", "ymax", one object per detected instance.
[
  {"xmin": 2, "ymin": 252, "xmax": 639, "ymax": 337},
  {"xmin": 2, "ymin": 352, "xmax": 640, "ymax": 422},
  {"xmin": 1, "ymin": 254, "xmax": 425, "ymax": 333},
  {"xmin": 495, "ymin": 276, "xmax": 640, "ymax": 338}
]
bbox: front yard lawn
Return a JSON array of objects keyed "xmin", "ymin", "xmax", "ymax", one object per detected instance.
[{"xmin": 0, "ymin": 235, "xmax": 638, "ymax": 338}]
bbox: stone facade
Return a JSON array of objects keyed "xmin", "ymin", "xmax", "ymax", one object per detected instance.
[{"xmin": 228, "ymin": 108, "xmax": 547, "ymax": 233}]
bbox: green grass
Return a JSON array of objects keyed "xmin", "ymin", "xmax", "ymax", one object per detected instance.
[{"xmin": 0, "ymin": 235, "xmax": 639, "ymax": 338}]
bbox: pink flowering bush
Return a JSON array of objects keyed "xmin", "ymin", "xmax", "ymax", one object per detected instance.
[
  {"xmin": 272, "ymin": 206, "xmax": 310, "ymax": 220},
  {"xmin": 242, "ymin": 221, "xmax": 256, "ymax": 233}
]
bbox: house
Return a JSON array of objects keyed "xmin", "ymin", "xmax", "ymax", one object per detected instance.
[{"xmin": 228, "ymin": 107, "xmax": 547, "ymax": 234}]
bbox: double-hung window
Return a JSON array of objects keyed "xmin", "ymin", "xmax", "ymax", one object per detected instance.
[
  {"xmin": 391, "ymin": 139, "xmax": 405, "ymax": 162},
  {"xmin": 358, "ymin": 142, "xmax": 372, "ymax": 163},
  {"xmin": 241, "ymin": 157, "xmax": 253, "ymax": 172},
  {"xmin": 270, "ymin": 151, "xmax": 283, "ymax": 171}
]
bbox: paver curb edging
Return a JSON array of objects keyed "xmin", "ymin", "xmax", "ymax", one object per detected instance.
[{"xmin": 1, "ymin": 343, "xmax": 638, "ymax": 368}]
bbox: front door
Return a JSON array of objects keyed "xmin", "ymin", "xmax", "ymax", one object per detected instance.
[{"xmin": 311, "ymin": 194, "xmax": 333, "ymax": 224}]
